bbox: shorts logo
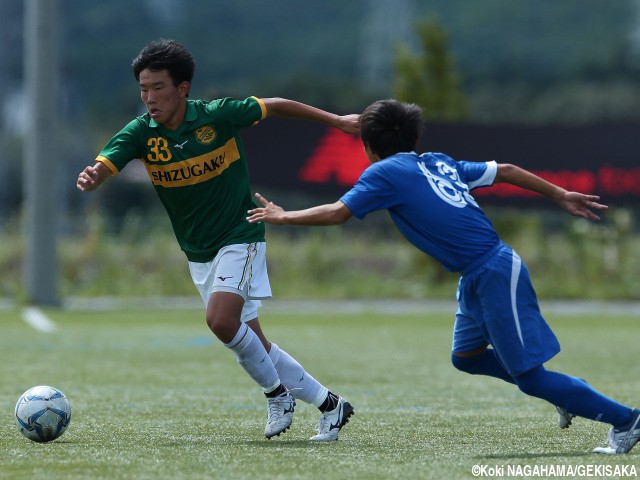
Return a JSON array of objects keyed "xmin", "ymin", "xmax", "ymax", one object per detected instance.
[{"xmin": 195, "ymin": 125, "xmax": 216, "ymax": 144}]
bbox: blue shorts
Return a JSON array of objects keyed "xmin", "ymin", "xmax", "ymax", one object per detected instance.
[{"xmin": 452, "ymin": 243, "xmax": 560, "ymax": 377}]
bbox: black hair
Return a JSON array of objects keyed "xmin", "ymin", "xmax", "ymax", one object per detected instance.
[
  {"xmin": 132, "ymin": 39, "xmax": 195, "ymax": 93},
  {"xmin": 360, "ymin": 99, "xmax": 423, "ymax": 159}
]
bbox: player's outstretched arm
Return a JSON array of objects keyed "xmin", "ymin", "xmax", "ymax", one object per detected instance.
[
  {"xmin": 247, "ymin": 193, "xmax": 352, "ymax": 226},
  {"xmin": 495, "ymin": 163, "xmax": 608, "ymax": 220},
  {"xmin": 261, "ymin": 97, "xmax": 360, "ymax": 135},
  {"xmin": 76, "ymin": 161, "xmax": 112, "ymax": 192}
]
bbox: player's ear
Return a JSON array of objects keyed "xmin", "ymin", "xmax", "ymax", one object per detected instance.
[{"xmin": 178, "ymin": 81, "xmax": 190, "ymax": 98}]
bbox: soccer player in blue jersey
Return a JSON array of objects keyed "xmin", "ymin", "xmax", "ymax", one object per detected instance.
[
  {"xmin": 247, "ymin": 98, "xmax": 640, "ymax": 454},
  {"xmin": 77, "ymin": 39, "xmax": 356, "ymax": 440}
]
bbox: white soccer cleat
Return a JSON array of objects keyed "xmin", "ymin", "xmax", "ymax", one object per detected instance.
[
  {"xmin": 310, "ymin": 397, "xmax": 354, "ymax": 441},
  {"xmin": 264, "ymin": 390, "xmax": 296, "ymax": 439},
  {"xmin": 556, "ymin": 406, "xmax": 575, "ymax": 429},
  {"xmin": 593, "ymin": 409, "xmax": 640, "ymax": 454}
]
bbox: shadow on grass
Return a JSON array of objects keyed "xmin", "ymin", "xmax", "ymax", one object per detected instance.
[
  {"xmin": 154, "ymin": 437, "xmax": 336, "ymax": 449},
  {"xmin": 475, "ymin": 451, "xmax": 595, "ymax": 460},
  {"xmin": 244, "ymin": 440, "xmax": 339, "ymax": 449}
]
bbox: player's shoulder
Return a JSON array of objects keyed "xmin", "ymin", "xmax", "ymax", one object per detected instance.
[
  {"xmin": 129, "ymin": 113, "xmax": 150, "ymax": 127},
  {"xmin": 419, "ymin": 152, "xmax": 457, "ymax": 165},
  {"xmin": 190, "ymin": 98, "xmax": 215, "ymax": 115},
  {"xmin": 362, "ymin": 153, "xmax": 422, "ymax": 181},
  {"xmin": 419, "ymin": 152, "xmax": 489, "ymax": 174},
  {"xmin": 200, "ymin": 97, "xmax": 263, "ymax": 123},
  {"xmin": 201, "ymin": 96, "xmax": 259, "ymax": 111},
  {"xmin": 114, "ymin": 115, "xmax": 151, "ymax": 138}
]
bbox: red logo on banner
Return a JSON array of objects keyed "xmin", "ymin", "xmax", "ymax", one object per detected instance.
[
  {"xmin": 298, "ymin": 128, "xmax": 640, "ymax": 199},
  {"xmin": 299, "ymin": 129, "xmax": 369, "ymax": 186}
]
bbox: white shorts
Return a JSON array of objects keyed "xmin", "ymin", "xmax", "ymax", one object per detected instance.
[{"xmin": 189, "ymin": 242, "xmax": 272, "ymax": 323}]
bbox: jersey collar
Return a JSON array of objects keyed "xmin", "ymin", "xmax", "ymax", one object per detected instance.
[{"xmin": 148, "ymin": 100, "xmax": 197, "ymax": 128}]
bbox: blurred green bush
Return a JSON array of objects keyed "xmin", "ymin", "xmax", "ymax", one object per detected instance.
[{"xmin": 1, "ymin": 208, "xmax": 638, "ymax": 301}]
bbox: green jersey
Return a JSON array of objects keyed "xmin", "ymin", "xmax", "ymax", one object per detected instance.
[{"xmin": 97, "ymin": 96, "xmax": 267, "ymax": 262}]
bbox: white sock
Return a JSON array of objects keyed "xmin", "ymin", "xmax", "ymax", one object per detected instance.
[
  {"xmin": 224, "ymin": 323, "xmax": 280, "ymax": 392},
  {"xmin": 268, "ymin": 342, "xmax": 328, "ymax": 406}
]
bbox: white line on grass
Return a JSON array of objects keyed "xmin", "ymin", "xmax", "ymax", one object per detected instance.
[{"xmin": 21, "ymin": 307, "xmax": 57, "ymax": 333}]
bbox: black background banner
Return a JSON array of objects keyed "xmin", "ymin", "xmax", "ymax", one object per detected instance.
[{"xmin": 243, "ymin": 117, "xmax": 640, "ymax": 204}]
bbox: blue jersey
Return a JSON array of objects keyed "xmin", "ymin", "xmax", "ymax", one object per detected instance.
[{"xmin": 340, "ymin": 152, "xmax": 500, "ymax": 273}]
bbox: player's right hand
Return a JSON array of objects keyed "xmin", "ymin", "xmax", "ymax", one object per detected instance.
[
  {"xmin": 246, "ymin": 193, "xmax": 286, "ymax": 225},
  {"xmin": 76, "ymin": 165, "xmax": 101, "ymax": 191},
  {"xmin": 336, "ymin": 114, "xmax": 361, "ymax": 135}
]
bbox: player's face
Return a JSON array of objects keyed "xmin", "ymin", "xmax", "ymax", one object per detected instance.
[{"xmin": 139, "ymin": 69, "xmax": 188, "ymax": 130}]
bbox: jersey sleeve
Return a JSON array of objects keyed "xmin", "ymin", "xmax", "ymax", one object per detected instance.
[
  {"xmin": 459, "ymin": 160, "xmax": 497, "ymax": 190},
  {"xmin": 96, "ymin": 118, "xmax": 147, "ymax": 174},
  {"xmin": 209, "ymin": 96, "xmax": 266, "ymax": 129},
  {"xmin": 340, "ymin": 163, "xmax": 397, "ymax": 220}
]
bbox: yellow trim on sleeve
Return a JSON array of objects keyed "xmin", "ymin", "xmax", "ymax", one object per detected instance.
[
  {"xmin": 251, "ymin": 96, "xmax": 267, "ymax": 122},
  {"xmin": 96, "ymin": 155, "xmax": 119, "ymax": 175}
]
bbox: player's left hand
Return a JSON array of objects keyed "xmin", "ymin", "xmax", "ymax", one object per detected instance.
[
  {"xmin": 560, "ymin": 191, "xmax": 608, "ymax": 220},
  {"xmin": 246, "ymin": 193, "xmax": 286, "ymax": 224},
  {"xmin": 336, "ymin": 114, "xmax": 361, "ymax": 135}
]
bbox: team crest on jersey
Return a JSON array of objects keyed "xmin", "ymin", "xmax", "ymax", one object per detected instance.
[{"xmin": 195, "ymin": 125, "xmax": 216, "ymax": 144}]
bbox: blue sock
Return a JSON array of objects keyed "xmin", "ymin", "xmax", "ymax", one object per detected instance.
[
  {"xmin": 451, "ymin": 348, "xmax": 515, "ymax": 384},
  {"xmin": 515, "ymin": 366, "xmax": 633, "ymax": 427}
]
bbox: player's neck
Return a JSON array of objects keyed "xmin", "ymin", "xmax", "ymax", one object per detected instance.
[{"xmin": 162, "ymin": 100, "xmax": 188, "ymax": 131}]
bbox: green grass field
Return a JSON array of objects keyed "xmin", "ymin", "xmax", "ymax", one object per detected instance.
[{"xmin": 1, "ymin": 305, "xmax": 639, "ymax": 479}]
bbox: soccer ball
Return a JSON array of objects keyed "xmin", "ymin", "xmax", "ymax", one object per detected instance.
[{"xmin": 15, "ymin": 385, "xmax": 72, "ymax": 442}]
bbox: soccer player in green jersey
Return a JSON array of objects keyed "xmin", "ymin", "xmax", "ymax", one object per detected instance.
[{"xmin": 76, "ymin": 39, "xmax": 358, "ymax": 440}]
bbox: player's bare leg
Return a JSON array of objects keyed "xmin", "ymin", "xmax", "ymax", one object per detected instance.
[
  {"xmin": 207, "ymin": 292, "xmax": 294, "ymax": 438},
  {"xmin": 247, "ymin": 318, "xmax": 353, "ymax": 441}
]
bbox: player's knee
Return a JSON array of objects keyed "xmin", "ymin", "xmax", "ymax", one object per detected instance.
[
  {"xmin": 206, "ymin": 313, "xmax": 238, "ymax": 343},
  {"xmin": 451, "ymin": 353, "xmax": 479, "ymax": 373},
  {"xmin": 514, "ymin": 366, "xmax": 546, "ymax": 397},
  {"xmin": 515, "ymin": 377, "xmax": 540, "ymax": 397}
]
